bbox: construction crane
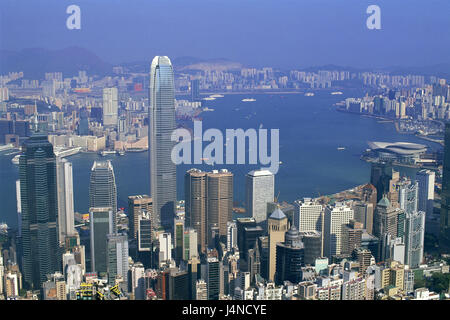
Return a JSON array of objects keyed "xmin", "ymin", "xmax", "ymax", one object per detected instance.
[{"xmin": 274, "ymin": 191, "xmax": 280, "ymax": 203}]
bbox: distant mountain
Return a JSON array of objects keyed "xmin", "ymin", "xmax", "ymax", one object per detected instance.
[
  {"xmin": 301, "ymin": 64, "xmax": 364, "ymax": 72},
  {"xmin": 0, "ymin": 47, "xmax": 112, "ymax": 79}
]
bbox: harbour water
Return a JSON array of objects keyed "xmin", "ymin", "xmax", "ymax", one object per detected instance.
[{"xmin": 0, "ymin": 91, "xmax": 441, "ymax": 228}]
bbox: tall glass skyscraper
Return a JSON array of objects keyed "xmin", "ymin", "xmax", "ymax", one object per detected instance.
[
  {"xmin": 245, "ymin": 169, "xmax": 275, "ymax": 224},
  {"xmin": 19, "ymin": 133, "xmax": 61, "ymax": 289},
  {"xmin": 149, "ymin": 56, "xmax": 176, "ymax": 230},
  {"xmin": 441, "ymin": 122, "xmax": 450, "ymax": 248},
  {"xmin": 89, "ymin": 160, "xmax": 117, "ymax": 233}
]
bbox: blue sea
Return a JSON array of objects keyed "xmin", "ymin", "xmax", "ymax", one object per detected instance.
[{"xmin": 0, "ymin": 91, "xmax": 441, "ymax": 228}]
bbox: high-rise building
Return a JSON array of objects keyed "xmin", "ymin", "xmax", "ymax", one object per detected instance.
[
  {"xmin": 353, "ymin": 202, "xmax": 374, "ymax": 235},
  {"xmin": 107, "ymin": 233, "xmax": 129, "ymax": 292},
  {"xmin": 190, "ymin": 79, "xmax": 200, "ymax": 102},
  {"xmin": 185, "ymin": 169, "xmax": 207, "ymax": 252},
  {"xmin": 268, "ymin": 208, "xmax": 288, "ymax": 281},
  {"xmin": 227, "ymin": 221, "xmax": 238, "ymax": 251},
  {"xmin": 294, "ymin": 198, "xmax": 323, "ymax": 233},
  {"xmin": 416, "ymin": 169, "xmax": 435, "ymax": 218},
  {"xmin": 404, "ymin": 211, "xmax": 425, "ymax": 268},
  {"xmin": 158, "ymin": 232, "xmax": 172, "ymax": 267},
  {"xmin": 207, "ymin": 169, "xmax": 233, "ymax": 245},
  {"xmin": 323, "ymin": 202, "xmax": 354, "ymax": 258},
  {"xmin": 90, "ymin": 207, "xmax": 113, "ymax": 275},
  {"xmin": 373, "ymin": 197, "xmax": 401, "ymax": 239},
  {"xmin": 89, "ymin": 161, "xmax": 117, "ymax": 233},
  {"xmin": 149, "ymin": 56, "xmax": 177, "ymax": 231},
  {"xmin": 19, "ymin": 134, "xmax": 61, "ymax": 289},
  {"xmin": 174, "ymin": 217, "xmax": 185, "ymax": 263},
  {"xmin": 196, "ymin": 279, "xmax": 207, "ymax": 300},
  {"xmin": 56, "ymin": 158, "xmax": 75, "ymax": 245},
  {"xmin": 131, "ymin": 262, "xmax": 145, "ymax": 300},
  {"xmin": 128, "ymin": 195, "xmax": 152, "ymax": 241},
  {"xmin": 361, "ymin": 183, "xmax": 377, "ymax": 209},
  {"xmin": 137, "ymin": 210, "xmax": 152, "ymax": 268},
  {"xmin": 183, "ymin": 228, "xmax": 198, "ymax": 261},
  {"xmin": 102, "ymin": 87, "xmax": 118, "ymax": 127},
  {"xmin": 441, "ymin": 122, "xmax": 450, "ymax": 248},
  {"xmin": 275, "ymin": 225, "xmax": 304, "ymax": 285},
  {"xmin": 245, "ymin": 169, "xmax": 275, "ymax": 224},
  {"xmin": 341, "ymin": 220, "xmax": 364, "ymax": 255},
  {"xmin": 206, "ymin": 257, "xmax": 220, "ymax": 300},
  {"xmin": 397, "ymin": 179, "xmax": 418, "ymax": 215},
  {"xmin": 300, "ymin": 231, "xmax": 322, "ymax": 265}
]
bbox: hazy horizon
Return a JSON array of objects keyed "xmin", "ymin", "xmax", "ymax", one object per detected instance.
[{"xmin": 1, "ymin": 0, "xmax": 449, "ymax": 69}]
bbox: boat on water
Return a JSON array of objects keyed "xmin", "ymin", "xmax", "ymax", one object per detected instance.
[
  {"xmin": 11, "ymin": 154, "xmax": 20, "ymax": 165},
  {"xmin": 337, "ymin": 147, "xmax": 346, "ymax": 150},
  {"xmin": 209, "ymin": 94, "xmax": 224, "ymax": 98},
  {"xmin": 203, "ymin": 107, "xmax": 215, "ymax": 112},
  {"xmin": 305, "ymin": 93, "xmax": 314, "ymax": 97},
  {"xmin": 54, "ymin": 147, "xmax": 82, "ymax": 158},
  {"xmin": 242, "ymin": 98, "xmax": 256, "ymax": 102},
  {"xmin": 118, "ymin": 150, "xmax": 125, "ymax": 156},
  {"xmin": 331, "ymin": 91, "xmax": 343, "ymax": 95},
  {"xmin": 100, "ymin": 150, "xmax": 117, "ymax": 156},
  {"xmin": 203, "ymin": 97, "xmax": 216, "ymax": 101}
]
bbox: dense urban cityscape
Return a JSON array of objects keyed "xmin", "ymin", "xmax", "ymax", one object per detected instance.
[{"xmin": 0, "ymin": 53, "xmax": 449, "ymax": 301}]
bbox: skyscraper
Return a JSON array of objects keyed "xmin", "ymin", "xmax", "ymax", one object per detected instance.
[
  {"xmin": 245, "ymin": 169, "xmax": 275, "ymax": 224},
  {"xmin": 353, "ymin": 201, "xmax": 374, "ymax": 235},
  {"xmin": 294, "ymin": 198, "xmax": 323, "ymax": 233},
  {"xmin": 90, "ymin": 207, "xmax": 113, "ymax": 275},
  {"xmin": 149, "ymin": 56, "xmax": 177, "ymax": 231},
  {"xmin": 190, "ymin": 79, "xmax": 200, "ymax": 102},
  {"xmin": 102, "ymin": 87, "xmax": 118, "ymax": 127},
  {"xmin": 107, "ymin": 233, "xmax": 129, "ymax": 292},
  {"xmin": 19, "ymin": 134, "xmax": 61, "ymax": 289},
  {"xmin": 185, "ymin": 169, "xmax": 207, "ymax": 253},
  {"xmin": 323, "ymin": 202, "xmax": 354, "ymax": 258},
  {"xmin": 207, "ymin": 169, "xmax": 233, "ymax": 244},
  {"xmin": 416, "ymin": 169, "xmax": 435, "ymax": 218},
  {"xmin": 404, "ymin": 211, "xmax": 425, "ymax": 268},
  {"xmin": 128, "ymin": 195, "xmax": 152, "ymax": 241},
  {"xmin": 89, "ymin": 161, "xmax": 117, "ymax": 233},
  {"xmin": 268, "ymin": 208, "xmax": 288, "ymax": 281},
  {"xmin": 275, "ymin": 225, "xmax": 304, "ymax": 285},
  {"xmin": 56, "ymin": 158, "xmax": 75, "ymax": 245}
]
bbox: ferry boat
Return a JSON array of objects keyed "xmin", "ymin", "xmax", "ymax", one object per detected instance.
[
  {"xmin": 203, "ymin": 107, "xmax": 215, "ymax": 112},
  {"xmin": 209, "ymin": 94, "xmax": 224, "ymax": 98},
  {"xmin": 305, "ymin": 93, "xmax": 315, "ymax": 97},
  {"xmin": 118, "ymin": 150, "xmax": 125, "ymax": 156},
  {"xmin": 54, "ymin": 147, "xmax": 82, "ymax": 158},
  {"xmin": 242, "ymin": 98, "xmax": 256, "ymax": 102},
  {"xmin": 337, "ymin": 147, "xmax": 346, "ymax": 150},
  {"xmin": 203, "ymin": 97, "xmax": 216, "ymax": 101},
  {"xmin": 100, "ymin": 150, "xmax": 117, "ymax": 156},
  {"xmin": 11, "ymin": 154, "xmax": 20, "ymax": 165},
  {"xmin": 331, "ymin": 91, "xmax": 343, "ymax": 95}
]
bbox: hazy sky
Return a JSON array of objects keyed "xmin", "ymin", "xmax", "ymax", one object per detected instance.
[{"xmin": 1, "ymin": 0, "xmax": 449, "ymax": 68}]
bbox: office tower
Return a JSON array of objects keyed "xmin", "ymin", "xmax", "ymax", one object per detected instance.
[
  {"xmin": 207, "ymin": 169, "xmax": 233, "ymax": 244},
  {"xmin": 16, "ymin": 180, "xmax": 22, "ymax": 237},
  {"xmin": 268, "ymin": 208, "xmax": 288, "ymax": 281},
  {"xmin": 158, "ymin": 233, "xmax": 172, "ymax": 267},
  {"xmin": 196, "ymin": 279, "xmax": 207, "ymax": 300},
  {"xmin": 416, "ymin": 169, "xmax": 435, "ymax": 218},
  {"xmin": 404, "ymin": 269, "xmax": 415, "ymax": 294},
  {"xmin": 107, "ymin": 233, "xmax": 129, "ymax": 292},
  {"xmin": 155, "ymin": 270, "xmax": 170, "ymax": 300},
  {"xmin": 56, "ymin": 158, "xmax": 75, "ymax": 245},
  {"xmin": 174, "ymin": 218, "xmax": 184, "ymax": 263},
  {"xmin": 323, "ymin": 202, "xmax": 354, "ymax": 258},
  {"xmin": 355, "ymin": 248, "xmax": 372, "ymax": 274},
  {"xmin": 227, "ymin": 221, "xmax": 238, "ymax": 251},
  {"xmin": 341, "ymin": 220, "xmax": 364, "ymax": 255},
  {"xmin": 19, "ymin": 134, "xmax": 60, "ymax": 289},
  {"xmin": 398, "ymin": 179, "xmax": 419, "ymax": 214},
  {"xmin": 275, "ymin": 225, "xmax": 304, "ymax": 285},
  {"xmin": 89, "ymin": 161, "xmax": 117, "ymax": 233},
  {"xmin": 206, "ymin": 257, "xmax": 220, "ymax": 300},
  {"xmin": 373, "ymin": 196, "xmax": 401, "ymax": 239},
  {"xmin": 190, "ymin": 79, "xmax": 200, "ymax": 102},
  {"xmin": 404, "ymin": 211, "xmax": 425, "ymax": 268},
  {"xmin": 183, "ymin": 228, "xmax": 198, "ymax": 261},
  {"xmin": 361, "ymin": 184, "xmax": 377, "ymax": 210},
  {"xmin": 185, "ymin": 169, "xmax": 207, "ymax": 253},
  {"xmin": 300, "ymin": 231, "xmax": 322, "ymax": 265},
  {"xmin": 370, "ymin": 162, "xmax": 394, "ymax": 202},
  {"xmin": 77, "ymin": 107, "xmax": 89, "ymax": 135},
  {"xmin": 245, "ymin": 169, "xmax": 275, "ymax": 224},
  {"xmin": 90, "ymin": 207, "xmax": 113, "ymax": 275},
  {"xmin": 188, "ymin": 257, "xmax": 201, "ymax": 299},
  {"xmin": 131, "ymin": 262, "xmax": 145, "ymax": 300},
  {"xmin": 128, "ymin": 195, "xmax": 152, "ymax": 241},
  {"xmin": 169, "ymin": 268, "xmax": 190, "ymax": 300},
  {"xmin": 149, "ymin": 56, "xmax": 177, "ymax": 231},
  {"xmin": 294, "ymin": 198, "xmax": 323, "ymax": 233},
  {"xmin": 137, "ymin": 210, "xmax": 152, "ymax": 268},
  {"xmin": 442, "ymin": 122, "xmax": 450, "ymax": 248},
  {"xmin": 247, "ymin": 240, "xmax": 261, "ymax": 283},
  {"xmin": 353, "ymin": 202, "xmax": 374, "ymax": 235},
  {"xmin": 102, "ymin": 87, "xmax": 118, "ymax": 127}
]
